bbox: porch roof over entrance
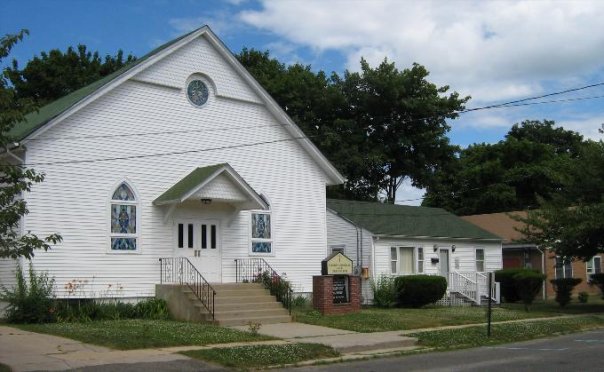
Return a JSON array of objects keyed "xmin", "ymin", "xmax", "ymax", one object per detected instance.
[{"xmin": 153, "ymin": 163, "xmax": 268, "ymax": 210}]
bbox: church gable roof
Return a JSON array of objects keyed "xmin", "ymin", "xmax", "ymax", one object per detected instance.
[{"xmin": 10, "ymin": 26, "xmax": 345, "ymax": 185}]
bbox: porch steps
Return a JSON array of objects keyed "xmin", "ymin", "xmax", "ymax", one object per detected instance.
[{"xmin": 183, "ymin": 282, "xmax": 291, "ymax": 326}]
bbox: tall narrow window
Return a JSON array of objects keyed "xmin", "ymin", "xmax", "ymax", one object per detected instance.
[
  {"xmin": 110, "ymin": 182, "xmax": 138, "ymax": 251},
  {"xmin": 587, "ymin": 256, "xmax": 602, "ymax": 276},
  {"xmin": 476, "ymin": 248, "xmax": 485, "ymax": 272},
  {"xmin": 251, "ymin": 212, "xmax": 271, "ymax": 253},
  {"xmin": 390, "ymin": 247, "xmax": 397, "ymax": 274},
  {"xmin": 555, "ymin": 256, "xmax": 573, "ymax": 279},
  {"xmin": 417, "ymin": 247, "xmax": 424, "ymax": 273}
]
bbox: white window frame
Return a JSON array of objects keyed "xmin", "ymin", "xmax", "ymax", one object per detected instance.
[
  {"xmin": 249, "ymin": 210, "xmax": 273, "ymax": 256},
  {"xmin": 108, "ymin": 180, "xmax": 141, "ymax": 254},
  {"xmin": 390, "ymin": 246, "xmax": 420, "ymax": 275},
  {"xmin": 555, "ymin": 256, "xmax": 573, "ymax": 279},
  {"xmin": 586, "ymin": 256, "xmax": 602, "ymax": 276},
  {"xmin": 475, "ymin": 248, "xmax": 485, "ymax": 272},
  {"xmin": 417, "ymin": 247, "xmax": 424, "ymax": 274}
]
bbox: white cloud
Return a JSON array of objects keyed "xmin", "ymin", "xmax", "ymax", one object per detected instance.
[
  {"xmin": 559, "ymin": 115, "xmax": 604, "ymax": 141},
  {"xmin": 239, "ymin": 0, "xmax": 604, "ymax": 106}
]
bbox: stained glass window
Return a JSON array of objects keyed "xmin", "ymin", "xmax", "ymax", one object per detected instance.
[
  {"xmin": 251, "ymin": 212, "xmax": 271, "ymax": 254},
  {"xmin": 112, "ymin": 183, "xmax": 136, "ymax": 201},
  {"xmin": 110, "ymin": 183, "xmax": 138, "ymax": 251}
]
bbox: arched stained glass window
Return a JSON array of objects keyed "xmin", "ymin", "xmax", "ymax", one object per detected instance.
[{"xmin": 110, "ymin": 182, "xmax": 138, "ymax": 251}]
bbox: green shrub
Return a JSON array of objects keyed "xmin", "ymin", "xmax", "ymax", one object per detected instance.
[
  {"xmin": 291, "ymin": 295, "xmax": 309, "ymax": 309},
  {"xmin": 513, "ymin": 271, "xmax": 545, "ymax": 311},
  {"xmin": 578, "ymin": 291, "xmax": 589, "ymax": 303},
  {"xmin": 55, "ymin": 297, "xmax": 169, "ymax": 322},
  {"xmin": 370, "ymin": 275, "xmax": 397, "ymax": 308},
  {"xmin": 589, "ymin": 273, "xmax": 604, "ymax": 299},
  {"xmin": 134, "ymin": 298, "xmax": 169, "ymax": 320},
  {"xmin": 0, "ymin": 263, "xmax": 56, "ymax": 323},
  {"xmin": 394, "ymin": 275, "xmax": 447, "ymax": 308},
  {"xmin": 495, "ymin": 268, "xmax": 539, "ymax": 303},
  {"xmin": 550, "ymin": 278, "xmax": 582, "ymax": 307}
]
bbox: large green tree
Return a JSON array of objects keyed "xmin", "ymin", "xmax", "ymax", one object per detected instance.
[
  {"xmin": 520, "ymin": 140, "xmax": 604, "ymax": 260},
  {"xmin": 239, "ymin": 51, "xmax": 468, "ymax": 202},
  {"xmin": 423, "ymin": 120, "xmax": 583, "ymax": 215},
  {"xmin": 5, "ymin": 44, "xmax": 135, "ymax": 105},
  {"xmin": 1, "ymin": 30, "xmax": 61, "ymax": 259}
]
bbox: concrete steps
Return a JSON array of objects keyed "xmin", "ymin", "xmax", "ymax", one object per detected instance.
[{"xmin": 183, "ymin": 283, "xmax": 291, "ymax": 326}]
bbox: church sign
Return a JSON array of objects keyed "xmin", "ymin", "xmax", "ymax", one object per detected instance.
[{"xmin": 321, "ymin": 252, "xmax": 354, "ymax": 275}]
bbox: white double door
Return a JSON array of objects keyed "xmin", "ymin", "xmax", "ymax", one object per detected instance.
[{"xmin": 174, "ymin": 219, "xmax": 221, "ymax": 282}]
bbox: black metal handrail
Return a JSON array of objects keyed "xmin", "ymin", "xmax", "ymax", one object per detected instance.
[
  {"xmin": 159, "ymin": 257, "xmax": 216, "ymax": 320},
  {"xmin": 234, "ymin": 258, "xmax": 293, "ymax": 314}
]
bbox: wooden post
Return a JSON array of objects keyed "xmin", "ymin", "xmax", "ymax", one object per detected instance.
[{"xmin": 487, "ymin": 272, "xmax": 493, "ymax": 337}]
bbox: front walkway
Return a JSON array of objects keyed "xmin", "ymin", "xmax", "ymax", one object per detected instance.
[{"xmin": 229, "ymin": 322, "xmax": 418, "ymax": 354}]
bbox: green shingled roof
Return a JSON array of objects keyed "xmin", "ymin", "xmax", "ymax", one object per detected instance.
[
  {"xmin": 153, "ymin": 164, "xmax": 227, "ymax": 205},
  {"xmin": 327, "ymin": 199, "xmax": 500, "ymax": 240},
  {"xmin": 8, "ymin": 26, "xmax": 204, "ymax": 142}
]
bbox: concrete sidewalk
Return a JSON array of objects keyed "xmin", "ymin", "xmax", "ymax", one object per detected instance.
[
  {"xmin": 0, "ymin": 322, "xmax": 417, "ymax": 371},
  {"xmin": 230, "ymin": 322, "xmax": 418, "ymax": 353}
]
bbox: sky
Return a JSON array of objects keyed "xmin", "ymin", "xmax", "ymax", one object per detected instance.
[{"xmin": 3, "ymin": 0, "xmax": 604, "ymax": 205}]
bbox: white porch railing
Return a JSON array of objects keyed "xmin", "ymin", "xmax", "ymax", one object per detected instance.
[{"xmin": 448, "ymin": 271, "xmax": 500, "ymax": 305}]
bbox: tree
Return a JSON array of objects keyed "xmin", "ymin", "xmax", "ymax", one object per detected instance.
[
  {"xmin": 5, "ymin": 43, "xmax": 135, "ymax": 105},
  {"xmin": 1, "ymin": 30, "xmax": 62, "ymax": 259},
  {"xmin": 423, "ymin": 120, "xmax": 583, "ymax": 215},
  {"xmin": 336, "ymin": 60, "xmax": 467, "ymax": 203},
  {"xmin": 518, "ymin": 140, "xmax": 604, "ymax": 260},
  {"xmin": 239, "ymin": 51, "xmax": 468, "ymax": 202}
]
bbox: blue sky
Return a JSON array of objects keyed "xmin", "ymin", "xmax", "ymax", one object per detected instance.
[{"xmin": 3, "ymin": 0, "xmax": 604, "ymax": 204}]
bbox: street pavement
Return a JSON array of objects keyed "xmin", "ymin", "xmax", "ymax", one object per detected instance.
[{"xmin": 280, "ymin": 329, "xmax": 604, "ymax": 372}]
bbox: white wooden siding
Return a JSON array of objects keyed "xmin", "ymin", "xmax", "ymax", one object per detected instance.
[
  {"xmin": 326, "ymin": 210, "xmax": 374, "ymax": 302},
  {"xmin": 374, "ymin": 238, "xmax": 502, "ymax": 277},
  {"xmin": 0, "ymin": 258, "xmax": 18, "ymax": 288},
  {"xmin": 22, "ymin": 38, "xmax": 331, "ymax": 298},
  {"xmin": 193, "ymin": 173, "xmax": 248, "ymax": 201},
  {"xmin": 134, "ymin": 35, "xmax": 262, "ymax": 104}
]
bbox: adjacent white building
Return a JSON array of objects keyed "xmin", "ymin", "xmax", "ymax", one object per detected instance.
[{"xmin": 326, "ymin": 199, "xmax": 503, "ymax": 305}]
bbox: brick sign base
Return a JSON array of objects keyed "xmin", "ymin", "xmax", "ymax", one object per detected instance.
[{"xmin": 313, "ymin": 275, "xmax": 361, "ymax": 315}]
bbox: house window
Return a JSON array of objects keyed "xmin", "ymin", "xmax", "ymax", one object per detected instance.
[
  {"xmin": 587, "ymin": 256, "xmax": 602, "ymax": 276},
  {"xmin": 476, "ymin": 248, "xmax": 485, "ymax": 272},
  {"xmin": 110, "ymin": 182, "xmax": 138, "ymax": 251},
  {"xmin": 251, "ymin": 212, "xmax": 271, "ymax": 253},
  {"xmin": 555, "ymin": 256, "xmax": 573, "ymax": 279},
  {"xmin": 390, "ymin": 246, "xmax": 416, "ymax": 275},
  {"xmin": 417, "ymin": 247, "xmax": 424, "ymax": 273}
]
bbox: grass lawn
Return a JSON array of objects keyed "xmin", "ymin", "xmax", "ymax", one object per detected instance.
[
  {"xmin": 294, "ymin": 298, "xmax": 604, "ymax": 332},
  {"xmin": 410, "ymin": 314, "xmax": 604, "ymax": 349},
  {"xmin": 16, "ymin": 319, "xmax": 273, "ymax": 350},
  {"xmin": 182, "ymin": 343, "xmax": 339, "ymax": 369}
]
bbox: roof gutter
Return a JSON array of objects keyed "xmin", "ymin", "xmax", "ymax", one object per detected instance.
[{"xmin": 373, "ymin": 233, "xmax": 502, "ymax": 242}]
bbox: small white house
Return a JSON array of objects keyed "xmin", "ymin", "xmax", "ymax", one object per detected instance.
[
  {"xmin": 0, "ymin": 26, "xmax": 345, "ymax": 303},
  {"xmin": 326, "ymin": 199, "xmax": 503, "ymax": 305}
]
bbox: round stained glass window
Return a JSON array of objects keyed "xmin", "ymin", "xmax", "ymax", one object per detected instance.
[{"xmin": 187, "ymin": 80, "xmax": 209, "ymax": 107}]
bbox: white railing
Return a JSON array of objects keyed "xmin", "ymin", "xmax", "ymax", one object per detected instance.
[{"xmin": 449, "ymin": 271, "xmax": 500, "ymax": 305}]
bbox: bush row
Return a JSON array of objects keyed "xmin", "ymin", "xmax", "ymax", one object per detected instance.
[{"xmin": 0, "ymin": 264, "xmax": 170, "ymax": 323}]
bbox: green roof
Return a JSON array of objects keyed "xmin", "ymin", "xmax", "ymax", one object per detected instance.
[
  {"xmin": 327, "ymin": 199, "xmax": 500, "ymax": 240},
  {"xmin": 9, "ymin": 26, "xmax": 205, "ymax": 142},
  {"xmin": 154, "ymin": 164, "xmax": 227, "ymax": 205}
]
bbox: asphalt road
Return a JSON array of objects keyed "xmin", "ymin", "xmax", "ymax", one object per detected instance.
[{"xmin": 281, "ymin": 329, "xmax": 604, "ymax": 372}]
